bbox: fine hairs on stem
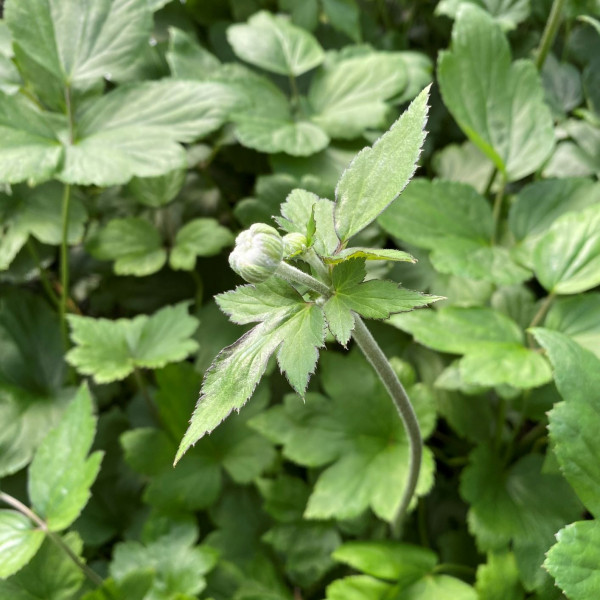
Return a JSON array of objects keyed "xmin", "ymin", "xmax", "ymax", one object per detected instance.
[{"xmin": 274, "ymin": 261, "xmax": 423, "ymax": 530}]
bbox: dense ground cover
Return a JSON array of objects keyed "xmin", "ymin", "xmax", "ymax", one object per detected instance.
[{"xmin": 0, "ymin": 0, "xmax": 600, "ymax": 598}]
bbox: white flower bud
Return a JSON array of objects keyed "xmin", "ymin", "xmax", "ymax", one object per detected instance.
[
  {"xmin": 229, "ymin": 223, "xmax": 284, "ymax": 284},
  {"xmin": 282, "ymin": 232, "xmax": 308, "ymax": 258}
]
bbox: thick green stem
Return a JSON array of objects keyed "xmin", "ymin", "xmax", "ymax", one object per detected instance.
[
  {"xmin": 59, "ymin": 183, "xmax": 72, "ymax": 349},
  {"xmin": 351, "ymin": 315, "xmax": 422, "ymax": 532},
  {"xmin": 274, "ymin": 261, "xmax": 423, "ymax": 531},
  {"xmin": 0, "ymin": 492, "xmax": 104, "ymax": 588},
  {"xmin": 288, "ymin": 74, "xmax": 300, "ymax": 112},
  {"xmin": 535, "ymin": 0, "xmax": 567, "ymax": 70},
  {"xmin": 304, "ymin": 248, "xmax": 331, "ymax": 282},
  {"xmin": 27, "ymin": 240, "xmax": 60, "ymax": 308}
]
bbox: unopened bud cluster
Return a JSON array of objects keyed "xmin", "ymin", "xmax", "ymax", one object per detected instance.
[{"xmin": 229, "ymin": 223, "xmax": 284, "ymax": 284}]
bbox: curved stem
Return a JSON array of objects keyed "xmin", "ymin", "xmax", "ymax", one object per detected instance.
[
  {"xmin": 0, "ymin": 492, "xmax": 104, "ymax": 588},
  {"xmin": 304, "ymin": 248, "xmax": 331, "ymax": 282},
  {"xmin": 351, "ymin": 315, "xmax": 422, "ymax": 533},
  {"xmin": 535, "ymin": 0, "xmax": 567, "ymax": 70},
  {"xmin": 527, "ymin": 292, "xmax": 555, "ymax": 348},
  {"xmin": 273, "ymin": 262, "xmax": 423, "ymax": 532},
  {"xmin": 59, "ymin": 183, "xmax": 72, "ymax": 350},
  {"xmin": 491, "ymin": 178, "xmax": 506, "ymax": 245}
]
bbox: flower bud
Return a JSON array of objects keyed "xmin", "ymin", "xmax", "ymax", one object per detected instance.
[
  {"xmin": 282, "ymin": 232, "xmax": 308, "ymax": 258},
  {"xmin": 229, "ymin": 223, "xmax": 284, "ymax": 284}
]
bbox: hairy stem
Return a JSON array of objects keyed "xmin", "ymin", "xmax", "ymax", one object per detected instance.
[
  {"xmin": 275, "ymin": 262, "xmax": 331, "ymax": 296},
  {"xmin": 59, "ymin": 183, "xmax": 72, "ymax": 349},
  {"xmin": 351, "ymin": 315, "xmax": 422, "ymax": 532},
  {"xmin": 27, "ymin": 240, "xmax": 60, "ymax": 308},
  {"xmin": 535, "ymin": 0, "xmax": 567, "ymax": 70},
  {"xmin": 304, "ymin": 248, "xmax": 331, "ymax": 282},
  {"xmin": 0, "ymin": 492, "xmax": 104, "ymax": 588}
]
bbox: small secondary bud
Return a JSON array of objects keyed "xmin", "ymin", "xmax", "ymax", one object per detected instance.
[
  {"xmin": 282, "ymin": 232, "xmax": 308, "ymax": 258},
  {"xmin": 229, "ymin": 223, "xmax": 284, "ymax": 284}
]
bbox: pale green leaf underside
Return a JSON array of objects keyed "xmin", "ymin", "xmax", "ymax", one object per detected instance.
[
  {"xmin": 0, "ymin": 81, "xmax": 239, "ymax": 187},
  {"xmin": 309, "ymin": 52, "xmax": 408, "ymax": 138},
  {"xmin": 532, "ymin": 204, "xmax": 600, "ymax": 295},
  {"xmin": 0, "ymin": 511, "xmax": 44, "ymax": 579},
  {"xmin": 334, "ymin": 85, "xmax": 429, "ymax": 242},
  {"xmin": 176, "ymin": 302, "xmax": 325, "ymax": 462},
  {"xmin": 66, "ymin": 303, "xmax": 199, "ymax": 383},
  {"xmin": 227, "ymin": 11, "xmax": 324, "ymax": 77},
  {"xmin": 545, "ymin": 521, "xmax": 600, "ymax": 600},
  {"xmin": 379, "ymin": 179, "xmax": 530, "ymax": 285},
  {"xmin": 28, "ymin": 385, "xmax": 101, "ymax": 531},
  {"xmin": 437, "ymin": 5, "xmax": 554, "ymax": 181},
  {"xmin": 323, "ymin": 248, "xmax": 415, "ymax": 264}
]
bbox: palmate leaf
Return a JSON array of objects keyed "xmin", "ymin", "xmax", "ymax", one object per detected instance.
[
  {"xmin": 67, "ymin": 303, "xmax": 199, "ymax": 383},
  {"xmin": 176, "ymin": 282, "xmax": 326, "ymax": 462},
  {"xmin": 250, "ymin": 350, "xmax": 437, "ymax": 522},
  {"xmin": 438, "ymin": 4, "xmax": 554, "ymax": 181},
  {"xmin": 334, "ymin": 85, "xmax": 429, "ymax": 242}
]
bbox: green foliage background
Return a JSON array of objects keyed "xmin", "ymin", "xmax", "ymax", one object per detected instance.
[{"xmin": 0, "ymin": 0, "xmax": 599, "ymax": 599}]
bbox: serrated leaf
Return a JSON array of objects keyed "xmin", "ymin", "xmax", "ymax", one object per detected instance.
[
  {"xmin": 170, "ymin": 218, "xmax": 233, "ymax": 270},
  {"xmin": 227, "ymin": 11, "xmax": 324, "ymax": 76},
  {"xmin": 28, "ymin": 384, "xmax": 102, "ymax": 531},
  {"xmin": 60, "ymin": 81, "xmax": 241, "ymax": 186},
  {"xmin": 5, "ymin": 0, "xmax": 152, "ymax": 89},
  {"xmin": 86, "ymin": 217, "xmax": 166, "ymax": 277},
  {"xmin": 460, "ymin": 445, "xmax": 581, "ymax": 587},
  {"xmin": 438, "ymin": 5, "xmax": 554, "ymax": 180},
  {"xmin": 250, "ymin": 350, "xmax": 437, "ymax": 522},
  {"xmin": 308, "ymin": 52, "xmax": 407, "ymax": 138},
  {"xmin": 379, "ymin": 179, "xmax": 530, "ymax": 285},
  {"xmin": 66, "ymin": 303, "xmax": 199, "ymax": 383},
  {"xmin": 323, "ymin": 247, "xmax": 415, "ymax": 264},
  {"xmin": 532, "ymin": 204, "xmax": 600, "ymax": 294},
  {"xmin": 0, "ymin": 532, "xmax": 84, "ymax": 599},
  {"xmin": 334, "ymin": 85, "xmax": 429, "ymax": 242},
  {"xmin": 532, "ymin": 329, "xmax": 600, "ymax": 517},
  {"xmin": 545, "ymin": 521, "xmax": 600, "ymax": 600},
  {"xmin": 177, "ymin": 299, "xmax": 325, "ymax": 462},
  {"xmin": 0, "ymin": 511, "xmax": 44, "ymax": 579},
  {"xmin": 324, "ymin": 259, "xmax": 441, "ymax": 345}
]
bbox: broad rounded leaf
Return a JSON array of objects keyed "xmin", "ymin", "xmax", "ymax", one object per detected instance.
[
  {"xmin": 0, "ymin": 511, "xmax": 44, "ymax": 579},
  {"xmin": 227, "ymin": 11, "xmax": 324, "ymax": 76},
  {"xmin": 438, "ymin": 5, "xmax": 554, "ymax": 181}
]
